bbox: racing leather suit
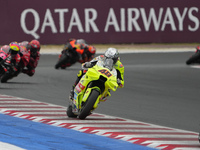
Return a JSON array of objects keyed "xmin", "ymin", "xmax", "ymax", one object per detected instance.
[
  {"xmin": 19, "ymin": 42, "xmax": 40, "ymax": 76},
  {"xmin": 22, "ymin": 51, "xmax": 40, "ymax": 76}
]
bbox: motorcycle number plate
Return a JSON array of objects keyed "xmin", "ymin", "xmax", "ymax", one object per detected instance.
[{"xmin": 98, "ymin": 69, "xmax": 112, "ymax": 77}]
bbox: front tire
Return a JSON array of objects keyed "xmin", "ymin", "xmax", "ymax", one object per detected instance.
[
  {"xmin": 55, "ymin": 54, "xmax": 69, "ymax": 69},
  {"xmin": 78, "ymin": 90, "xmax": 99, "ymax": 120},
  {"xmin": 66, "ymin": 105, "xmax": 78, "ymax": 118},
  {"xmin": 1, "ymin": 73, "xmax": 12, "ymax": 83}
]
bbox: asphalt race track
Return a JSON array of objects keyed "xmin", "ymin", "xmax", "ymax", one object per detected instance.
[{"xmin": 0, "ymin": 51, "xmax": 200, "ymax": 133}]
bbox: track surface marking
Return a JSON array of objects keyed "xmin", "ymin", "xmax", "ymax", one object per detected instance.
[{"xmin": 0, "ymin": 94, "xmax": 199, "ymax": 150}]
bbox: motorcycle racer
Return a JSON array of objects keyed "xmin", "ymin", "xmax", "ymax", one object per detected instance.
[
  {"xmin": 69, "ymin": 47, "xmax": 124, "ymax": 100},
  {"xmin": 85, "ymin": 45, "xmax": 96, "ymax": 62},
  {"xmin": 4, "ymin": 42, "xmax": 21, "ymax": 72},
  {"xmin": 58, "ymin": 38, "xmax": 96, "ymax": 69},
  {"xmin": 19, "ymin": 40, "xmax": 40, "ymax": 76}
]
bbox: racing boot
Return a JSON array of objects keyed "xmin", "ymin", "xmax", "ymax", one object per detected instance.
[{"xmin": 69, "ymin": 85, "xmax": 75, "ymax": 101}]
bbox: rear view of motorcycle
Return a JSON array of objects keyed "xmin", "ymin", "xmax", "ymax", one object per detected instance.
[
  {"xmin": 186, "ymin": 46, "xmax": 200, "ymax": 65},
  {"xmin": 66, "ymin": 59, "xmax": 119, "ymax": 119}
]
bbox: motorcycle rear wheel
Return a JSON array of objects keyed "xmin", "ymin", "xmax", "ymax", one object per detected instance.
[{"xmin": 78, "ymin": 89, "xmax": 99, "ymax": 120}]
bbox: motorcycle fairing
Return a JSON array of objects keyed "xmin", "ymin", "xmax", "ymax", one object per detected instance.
[{"xmin": 73, "ymin": 64, "xmax": 118, "ymax": 112}]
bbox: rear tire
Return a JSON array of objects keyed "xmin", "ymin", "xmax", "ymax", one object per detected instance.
[{"xmin": 78, "ymin": 90, "xmax": 99, "ymax": 120}]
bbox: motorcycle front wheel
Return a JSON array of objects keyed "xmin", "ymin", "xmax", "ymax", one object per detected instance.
[
  {"xmin": 78, "ymin": 89, "xmax": 99, "ymax": 120},
  {"xmin": 1, "ymin": 73, "xmax": 12, "ymax": 83},
  {"xmin": 66, "ymin": 105, "xmax": 78, "ymax": 118}
]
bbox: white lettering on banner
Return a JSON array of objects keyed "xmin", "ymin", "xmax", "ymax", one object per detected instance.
[
  {"xmin": 41, "ymin": 9, "xmax": 57, "ymax": 34},
  {"xmin": 104, "ymin": 8, "xmax": 120, "ymax": 32},
  {"xmin": 67, "ymin": 8, "xmax": 84, "ymax": 33},
  {"xmin": 161, "ymin": 7, "xmax": 176, "ymax": 31},
  {"xmin": 174, "ymin": 7, "xmax": 188, "ymax": 31},
  {"xmin": 140, "ymin": 8, "xmax": 163, "ymax": 31},
  {"xmin": 188, "ymin": 7, "xmax": 199, "ymax": 31},
  {"xmin": 121, "ymin": 8, "xmax": 125, "ymax": 32},
  {"xmin": 20, "ymin": 9, "xmax": 40, "ymax": 39},
  {"xmin": 20, "ymin": 8, "xmax": 99, "ymax": 39},
  {"xmin": 128, "ymin": 8, "xmax": 141, "ymax": 32},
  {"xmin": 85, "ymin": 9, "xmax": 99, "ymax": 32},
  {"xmin": 20, "ymin": 7, "xmax": 200, "ymax": 39},
  {"xmin": 55, "ymin": 9, "xmax": 69, "ymax": 33}
]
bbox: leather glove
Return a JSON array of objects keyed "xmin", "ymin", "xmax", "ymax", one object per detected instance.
[{"xmin": 83, "ymin": 62, "xmax": 92, "ymax": 68}]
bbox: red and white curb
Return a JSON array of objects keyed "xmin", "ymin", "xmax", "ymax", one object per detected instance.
[{"xmin": 0, "ymin": 94, "xmax": 199, "ymax": 150}]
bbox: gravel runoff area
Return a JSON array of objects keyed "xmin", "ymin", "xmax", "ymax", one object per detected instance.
[{"xmin": 41, "ymin": 43, "xmax": 198, "ymax": 54}]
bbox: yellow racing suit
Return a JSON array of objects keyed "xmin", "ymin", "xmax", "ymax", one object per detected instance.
[{"xmin": 78, "ymin": 55, "xmax": 124, "ymax": 88}]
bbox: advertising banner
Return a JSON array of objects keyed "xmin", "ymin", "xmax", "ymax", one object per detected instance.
[{"xmin": 0, "ymin": 0, "xmax": 200, "ymax": 44}]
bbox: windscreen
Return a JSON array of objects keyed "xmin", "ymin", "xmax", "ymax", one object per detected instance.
[{"xmin": 103, "ymin": 58, "xmax": 114, "ymax": 70}]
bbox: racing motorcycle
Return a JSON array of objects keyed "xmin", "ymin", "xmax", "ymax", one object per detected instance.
[
  {"xmin": 55, "ymin": 48, "xmax": 80, "ymax": 69},
  {"xmin": 186, "ymin": 47, "xmax": 200, "ymax": 65},
  {"xmin": 67, "ymin": 58, "xmax": 119, "ymax": 119},
  {"xmin": 0, "ymin": 46, "xmax": 30, "ymax": 83}
]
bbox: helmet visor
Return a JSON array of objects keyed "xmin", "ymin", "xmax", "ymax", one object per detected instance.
[{"xmin": 104, "ymin": 58, "xmax": 114, "ymax": 70}]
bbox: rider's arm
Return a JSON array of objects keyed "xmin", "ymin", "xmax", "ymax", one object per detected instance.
[
  {"xmin": 115, "ymin": 60, "xmax": 124, "ymax": 88},
  {"xmin": 82, "ymin": 61, "xmax": 97, "ymax": 69},
  {"xmin": 81, "ymin": 55, "xmax": 101, "ymax": 69},
  {"xmin": 30, "ymin": 52, "xmax": 40, "ymax": 68}
]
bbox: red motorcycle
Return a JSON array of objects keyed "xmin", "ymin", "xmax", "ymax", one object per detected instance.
[{"xmin": 0, "ymin": 46, "xmax": 30, "ymax": 83}]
